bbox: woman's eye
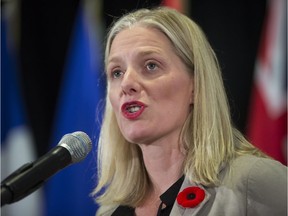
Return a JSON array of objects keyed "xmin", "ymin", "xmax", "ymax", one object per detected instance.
[
  {"xmin": 112, "ymin": 70, "xmax": 123, "ymax": 79},
  {"xmin": 146, "ymin": 62, "xmax": 158, "ymax": 71}
]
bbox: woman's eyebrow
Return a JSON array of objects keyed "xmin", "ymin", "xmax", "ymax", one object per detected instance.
[
  {"xmin": 108, "ymin": 48, "xmax": 163, "ymax": 64},
  {"xmin": 136, "ymin": 48, "xmax": 163, "ymax": 57}
]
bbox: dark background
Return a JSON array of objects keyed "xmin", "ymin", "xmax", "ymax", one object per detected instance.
[{"xmin": 17, "ymin": 0, "xmax": 267, "ymax": 157}]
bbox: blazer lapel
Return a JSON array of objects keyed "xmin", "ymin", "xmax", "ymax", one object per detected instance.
[{"xmin": 169, "ymin": 176, "xmax": 211, "ymax": 216}]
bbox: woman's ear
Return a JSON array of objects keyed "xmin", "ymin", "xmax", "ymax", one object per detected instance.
[
  {"xmin": 190, "ymin": 90, "xmax": 194, "ymax": 104},
  {"xmin": 189, "ymin": 82, "xmax": 194, "ymax": 105}
]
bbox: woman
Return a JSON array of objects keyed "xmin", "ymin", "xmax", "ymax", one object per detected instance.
[{"xmin": 93, "ymin": 7, "xmax": 287, "ymax": 216}]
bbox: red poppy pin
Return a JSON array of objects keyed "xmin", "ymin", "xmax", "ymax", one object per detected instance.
[{"xmin": 176, "ymin": 186, "xmax": 205, "ymax": 208}]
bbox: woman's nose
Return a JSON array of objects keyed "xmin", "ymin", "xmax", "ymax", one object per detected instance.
[{"xmin": 121, "ymin": 68, "xmax": 141, "ymax": 95}]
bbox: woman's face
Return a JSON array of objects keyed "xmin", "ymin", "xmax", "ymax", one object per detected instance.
[{"xmin": 107, "ymin": 26, "xmax": 193, "ymax": 145}]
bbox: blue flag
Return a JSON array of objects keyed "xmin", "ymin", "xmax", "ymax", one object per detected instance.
[
  {"xmin": 44, "ymin": 4, "xmax": 105, "ymax": 216},
  {"xmin": 1, "ymin": 12, "xmax": 43, "ymax": 216}
]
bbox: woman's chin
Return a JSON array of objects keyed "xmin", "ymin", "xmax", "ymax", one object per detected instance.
[{"xmin": 123, "ymin": 130, "xmax": 151, "ymax": 144}]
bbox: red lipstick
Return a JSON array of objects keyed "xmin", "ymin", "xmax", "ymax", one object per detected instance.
[{"xmin": 121, "ymin": 101, "xmax": 146, "ymax": 120}]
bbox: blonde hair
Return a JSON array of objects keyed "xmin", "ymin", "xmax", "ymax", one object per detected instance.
[{"xmin": 93, "ymin": 6, "xmax": 265, "ymax": 214}]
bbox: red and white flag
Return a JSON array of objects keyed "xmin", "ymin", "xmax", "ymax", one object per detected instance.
[
  {"xmin": 247, "ymin": 0, "xmax": 287, "ymax": 165},
  {"xmin": 162, "ymin": 0, "xmax": 184, "ymax": 13}
]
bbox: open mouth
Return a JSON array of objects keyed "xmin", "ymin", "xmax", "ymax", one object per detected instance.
[
  {"xmin": 121, "ymin": 101, "xmax": 146, "ymax": 119},
  {"xmin": 126, "ymin": 105, "xmax": 141, "ymax": 113}
]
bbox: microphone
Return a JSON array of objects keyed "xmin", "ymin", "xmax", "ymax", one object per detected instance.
[{"xmin": 1, "ymin": 131, "xmax": 92, "ymax": 206}]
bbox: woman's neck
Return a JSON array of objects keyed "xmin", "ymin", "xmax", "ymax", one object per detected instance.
[{"xmin": 138, "ymin": 139, "xmax": 185, "ymax": 194}]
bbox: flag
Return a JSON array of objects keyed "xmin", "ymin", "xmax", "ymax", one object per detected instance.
[
  {"xmin": 247, "ymin": 0, "xmax": 287, "ymax": 165},
  {"xmin": 1, "ymin": 6, "xmax": 44, "ymax": 216},
  {"xmin": 162, "ymin": 0, "xmax": 184, "ymax": 13},
  {"xmin": 44, "ymin": 3, "xmax": 105, "ymax": 216}
]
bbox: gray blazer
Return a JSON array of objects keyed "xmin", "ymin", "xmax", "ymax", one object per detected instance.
[
  {"xmin": 98, "ymin": 155, "xmax": 287, "ymax": 216},
  {"xmin": 170, "ymin": 155, "xmax": 287, "ymax": 216}
]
